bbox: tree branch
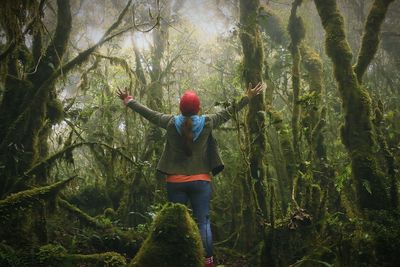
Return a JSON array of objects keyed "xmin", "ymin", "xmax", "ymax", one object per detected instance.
[
  {"xmin": 0, "ymin": 1, "xmax": 133, "ymax": 151},
  {"xmin": 58, "ymin": 197, "xmax": 110, "ymax": 229},
  {"xmin": 354, "ymin": 0, "xmax": 395, "ymax": 83},
  {"xmin": 0, "ymin": 176, "xmax": 76, "ymax": 217}
]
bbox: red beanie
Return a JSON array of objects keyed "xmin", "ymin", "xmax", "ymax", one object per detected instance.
[{"xmin": 179, "ymin": 90, "xmax": 200, "ymax": 115}]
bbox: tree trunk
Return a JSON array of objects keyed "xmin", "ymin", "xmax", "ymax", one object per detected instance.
[
  {"xmin": 239, "ymin": 0, "xmax": 268, "ymax": 250},
  {"xmin": 288, "ymin": 0, "xmax": 306, "ymax": 206},
  {"xmin": 313, "ymin": 0, "xmax": 394, "ymax": 211}
]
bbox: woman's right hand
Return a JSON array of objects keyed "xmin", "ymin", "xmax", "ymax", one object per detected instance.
[{"xmin": 246, "ymin": 82, "xmax": 265, "ymax": 99}]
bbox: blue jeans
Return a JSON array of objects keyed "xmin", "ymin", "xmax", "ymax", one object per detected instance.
[{"xmin": 166, "ymin": 180, "xmax": 213, "ymax": 257}]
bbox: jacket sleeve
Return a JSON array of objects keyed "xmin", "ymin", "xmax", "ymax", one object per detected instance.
[
  {"xmin": 126, "ymin": 100, "xmax": 173, "ymax": 129},
  {"xmin": 207, "ymin": 95, "xmax": 249, "ymax": 128}
]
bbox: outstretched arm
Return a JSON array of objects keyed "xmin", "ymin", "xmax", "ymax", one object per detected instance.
[
  {"xmin": 208, "ymin": 82, "xmax": 265, "ymax": 128},
  {"xmin": 117, "ymin": 88, "xmax": 173, "ymax": 129}
]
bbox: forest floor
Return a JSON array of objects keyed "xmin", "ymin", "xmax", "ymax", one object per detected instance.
[{"xmin": 215, "ymin": 247, "xmax": 255, "ymax": 267}]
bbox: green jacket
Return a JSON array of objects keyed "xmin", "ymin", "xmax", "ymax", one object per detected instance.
[{"xmin": 127, "ymin": 96, "xmax": 249, "ymax": 176}]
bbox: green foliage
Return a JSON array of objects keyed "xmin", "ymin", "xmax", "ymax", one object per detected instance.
[
  {"xmin": 1, "ymin": 0, "xmax": 399, "ymax": 266},
  {"xmin": 130, "ymin": 203, "xmax": 203, "ymax": 267},
  {"xmin": 36, "ymin": 244, "xmax": 67, "ymax": 266},
  {"xmin": 0, "ymin": 243, "xmax": 26, "ymax": 267},
  {"xmin": 67, "ymin": 184, "xmax": 113, "ymax": 216},
  {"xmin": 261, "ymin": 220, "xmax": 316, "ymax": 267},
  {"xmin": 322, "ymin": 210, "xmax": 400, "ymax": 266}
]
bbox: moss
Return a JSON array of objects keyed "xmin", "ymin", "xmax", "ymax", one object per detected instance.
[
  {"xmin": 63, "ymin": 252, "xmax": 126, "ymax": 267},
  {"xmin": 130, "ymin": 203, "xmax": 203, "ymax": 267},
  {"xmin": 288, "ymin": 0, "xmax": 304, "ymax": 153},
  {"xmin": 0, "ymin": 176, "xmax": 76, "ymax": 219},
  {"xmin": 104, "ymin": 207, "xmax": 117, "ymax": 219},
  {"xmin": 36, "ymin": 244, "xmax": 127, "ymax": 267},
  {"xmin": 314, "ymin": 0, "xmax": 391, "ymax": 211},
  {"xmin": 258, "ymin": 6, "xmax": 288, "ymax": 45},
  {"xmin": 288, "ymin": 0, "xmax": 305, "ymax": 48},
  {"xmin": 354, "ymin": 0, "xmax": 395, "ymax": 82},
  {"xmin": 36, "ymin": 244, "xmax": 67, "ymax": 266},
  {"xmin": 67, "ymin": 183, "xmax": 113, "ymax": 216},
  {"xmin": 58, "ymin": 198, "xmax": 111, "ymax": 229}
]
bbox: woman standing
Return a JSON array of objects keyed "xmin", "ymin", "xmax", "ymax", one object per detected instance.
[{"xmin": 117, "ymin": 82, "xmax": 264, "ymax": 267}]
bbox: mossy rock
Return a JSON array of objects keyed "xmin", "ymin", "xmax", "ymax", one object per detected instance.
[{"xmin": 130, "ymin": 203, "xmax": 203, "ymax": 267}]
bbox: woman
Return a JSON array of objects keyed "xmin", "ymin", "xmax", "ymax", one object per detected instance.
[{"xmin": 117, "ymin": 83, "xmax": 264, "ymax": 267}]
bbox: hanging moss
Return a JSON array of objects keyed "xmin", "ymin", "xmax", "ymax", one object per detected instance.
[
  {"xmin": 258, "ymin": 6, "xmax": 289, "ymax": 46},
  {"xmin": 288, "ymin": 0, "xmax": 305, "ymax": 49},
  {"xmin": 130, "ymin": 203, "xmax": 203, "ymax": 267}
]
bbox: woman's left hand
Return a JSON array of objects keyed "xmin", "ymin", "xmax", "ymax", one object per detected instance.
[
  {"xmin": 117, "ymin": 87, "xmax": 129, "ymax": 100},
  {"xmin": 117, "ymin": 88, "xmax": 133, "ymax": 105}
]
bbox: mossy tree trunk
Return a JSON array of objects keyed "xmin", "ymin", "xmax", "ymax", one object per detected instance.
[
  {"xmin": 0, "ymin": 0, "xmax": 72, "ymax": 244},
  {"xmin": 0, "ymin": 0, "xmax": 71, "ymax": 192},
  {"xmin": 300, "ymin": 44, "xmax": 338, "ymax": 213},
  {"xmin": 0, "ymin": 0, "xmax": 132, "ymax": 193},
  {"xmin": 239, "ymin": 0, "xmax": 268, "ymax": 250},
  {"xmin": 263, "ymin": 61, "xmax": 292, "ymax": 215},
  {"xmin": 288, "ymin": 0, "xmax": 304, "ymax": 162},
  {"xmin": 313, "ymin": 0, "xmax": 395, "ymax": 211},
  {"xmin": 288, "ymin": 0, "xmax": 306, "ymax": 206},
  {"xmin": 145, "ymin": 0, "xmax": 172, "ymax": 161},
  {"xmin": 258, "ymin": 7, "xmax": 295, "ymax": 215},
  {"xmin": 0, "ymin": 0, "xmax": 132, "ymax": 247}
]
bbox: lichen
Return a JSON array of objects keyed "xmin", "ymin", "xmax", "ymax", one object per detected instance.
[{"xmin": 130, "ymin": 203, "xmax": 203, "ymax": 267}]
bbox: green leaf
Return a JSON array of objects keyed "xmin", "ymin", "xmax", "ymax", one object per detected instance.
[{"xmin": 362, "ymin": 179, "xmax": 372, "ymax": 194}]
